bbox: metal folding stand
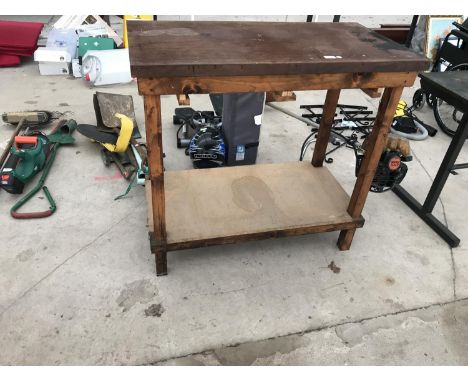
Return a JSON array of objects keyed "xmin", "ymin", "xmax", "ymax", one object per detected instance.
[
  {"xmin": 298, "ymin": 104, "xmax": 376, "ymax": 162},
  {"xmin": 393, "ymin": 71, "xmax": 468, "ymax": 247},
  {"xmin": 452, "ymin": 163, "xmax": 468, "ymax": 172}
]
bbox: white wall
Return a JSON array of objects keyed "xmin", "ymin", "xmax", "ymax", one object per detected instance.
[{"xmin": 155, "ymin": 15, "xmax": 414, "ymax": 28}]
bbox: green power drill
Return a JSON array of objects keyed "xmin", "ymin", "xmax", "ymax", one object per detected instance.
[{"xmin": 0, "ymin": 132, "xmax": 51, "ymax": 194}]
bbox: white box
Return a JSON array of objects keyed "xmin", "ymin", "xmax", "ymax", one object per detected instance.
[
  {"xmin": 72, "ymin": 58, "xmax": 82, "ymax": 77},
  {"xmin": 82, "ymin": 49, "xmax": 131, "ymax": 86},
  {"xmin": 34, "ymin": 47, "xmax": 72, "ymax": 75},
  {"xmin": 46, "ymin": 28, "xmax": 78, "ymax": 59},
  {"xmin": 53, "ymin": 15, "xmax": 123, "ymax": 47}
]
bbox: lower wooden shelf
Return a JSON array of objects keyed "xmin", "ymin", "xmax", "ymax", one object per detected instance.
[{"xmin": 146, "ymin": 161, "xmax": 364, "ymax": 251}]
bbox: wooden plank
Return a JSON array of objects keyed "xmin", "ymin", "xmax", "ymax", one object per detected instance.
[
  {"xmin": 176, "ymin": 94, "xmax": 190, "ymax": 105},
  {"xmin": 312, "ymin": 89, "xmax": 341, "ymax": 167},
  {"xmin": 266, "ymin": 91, "xmax": 296, "ymax": 102},
  {"xmin": 127, "ymin": 21, "xmax": 429, "ymax": 77},
  {"xmin": 346, "ymin": 87, "xmax": 405, "ymax": 217},
  {"xmin": 154, "ymin": 249, "xmax": 167, "ymax": 276},
  {"xmin": 147, "ymin": 172, "xmax": 362, "ymax": 251},
  {"xmin": 361, "ymin": 88, "xmax": 382, "ymax": 98},
  {"xmin": 379, "ymin": 24, "xmax": 411, "ymax": 28},
  {"xmin": 137, "ymin": 72, "xmax": 417, "ymax": 96},
  {"xmin": 146, "ymin": 162, "xmax": 364, "ymax": 251},
  {"xmin": 145, "ymin": 175, "xmax": 154, "ymax": 230},
  {"xmin": 337, "ymin": 86, "xmax": 404, "ymax": 250},
  {"xmin": 143, "ymin": 95, "xmax": 167, "ymax": 275},
  {"xmin": 166, "ymin": 219, "xmax": 363, "ymax": 251},
  {"xmin": 373, "ymin": 28, "xmax": 409, "ymax": 45}
]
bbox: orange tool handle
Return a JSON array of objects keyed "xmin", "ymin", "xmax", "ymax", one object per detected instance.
[
  {"xmin": 15, "ymin": 135, "xmax": 37, "ymax": 148},
  {"xmin": 15, "ymin": 135, "xmax": 37, "ymax": 150}
]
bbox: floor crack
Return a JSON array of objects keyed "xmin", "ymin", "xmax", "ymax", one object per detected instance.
[
  {"xmin": 411, "ymin": 147, "xmax": 457, "ymax": 300},
  {"xmin": 143, "ymin": 296, "xmax": 468, "ymax": 365},
  {"xmin": 188, "ymin": 281, "xmax": 272, "ymax": 298}
]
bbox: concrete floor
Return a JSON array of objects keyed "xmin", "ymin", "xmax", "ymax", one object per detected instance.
[{"xmin": 0, "ymin": 16, "xmax": 468, "ymax": 366}]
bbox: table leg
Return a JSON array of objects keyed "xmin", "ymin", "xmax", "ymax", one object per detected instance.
[
  {"xmin": 422, "ymin": 113, "xmax": 468, "ymax": 213},
  {"xmin": 311, "ymin": 89, "xmax": 341, "ymax": 167},
  {"xmin": 144, "ymin": 95, "xmax": 168, "ymax": 276},
  {"xmin": 337, "ymin": 86, "xmax": 404, "ymax": 250}
]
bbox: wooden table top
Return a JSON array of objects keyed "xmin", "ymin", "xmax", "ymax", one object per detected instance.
[{"xmin": 127, "ymin": 21, "xmax": 429, "ymax": 78}]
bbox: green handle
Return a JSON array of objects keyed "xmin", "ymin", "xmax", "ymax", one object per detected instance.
[
  {"xmin": 10, "ymin": 186, "xmax": 56, "ymax": 219},
  {"xmin": 10, "ymin": 146, "xmax": 58, "ymax": 219}
]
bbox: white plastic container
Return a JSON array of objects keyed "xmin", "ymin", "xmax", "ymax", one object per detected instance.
[
  {"xmin": 81, "ymin": 49, "xmax": 132, "ymax": 86},
  {"xmin": 46, "ymin": 28, "xmax": 78, "ymax": 59},
  {"xmin": 72, "ymin": 58, "xmax": 82, "ymax": 78},
  {"xmin": 53, "ymin": 15, "xmax": 123, "ymax": 47},
  {"xmin": 34, "ymin": 47, "xmax": 72, "ymax": 75}
]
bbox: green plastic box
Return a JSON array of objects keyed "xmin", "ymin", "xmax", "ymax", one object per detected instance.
[{"xmin": 78, "ymin": 37, "xmax": 114, "ymax": 58}]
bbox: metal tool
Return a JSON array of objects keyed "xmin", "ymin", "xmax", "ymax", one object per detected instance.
[
  {"xmin": 114, "ymin": 143, "xmax": 148, "ymax": 200},
  {"xmin": 101, "ymin": 149, "xmax": 135, "ymax": 179},
  {"xmin": 9, "ymin": 119, "xmax": 76, "ymax": 219},
  {"xmin": 77, "ymin": 113, "xmax": 139, "ymax": 179},
  {"xmin": 1, "ymin": 132, "xmax": 51, "ymax": 194}
]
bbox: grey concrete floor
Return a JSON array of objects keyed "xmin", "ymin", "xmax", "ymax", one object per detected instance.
[{"xmin": 0, "ymin": 16, "xmax": 468, "ymax": 366}]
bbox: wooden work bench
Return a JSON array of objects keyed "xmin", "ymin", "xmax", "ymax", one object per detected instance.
[{"xmin": 127, "ymin": 21, "xmax": 429, "ymax": 276}]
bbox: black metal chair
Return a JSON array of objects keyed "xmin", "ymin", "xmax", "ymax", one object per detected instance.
[{"xmin": 412, "ymin": 20, "xmax": 468, "ymax": 136}]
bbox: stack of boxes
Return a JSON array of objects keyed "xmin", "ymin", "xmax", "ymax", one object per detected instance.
[
  {"xmin": 34, "ymin": 29, "xmax": 78, "ymax": 75},
  {"xmin": 33, "ymin": 15, "xmax": 121, "ymax": 77}
]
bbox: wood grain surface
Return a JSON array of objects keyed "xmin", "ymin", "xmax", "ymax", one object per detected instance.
[
  {"xmin": 128, "ymin": 21, "xmax": 429, "ymax": 78},
  {"xmin": 137, "ymin": 72, "xmax": 417, "ymax": 95},
  {"xmin": 147, "ymin": 162, "xmax": 364, "ymax": 251}
]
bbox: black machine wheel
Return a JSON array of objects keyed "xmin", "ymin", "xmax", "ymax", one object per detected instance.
[
  {"xmin": 433, "ymin": 63, "xmax": 468, "ymax": 137},
  {"xmin": 101, "ymin": 149, "xmax": 111, "ymax": 167},
  {"xmin": 412, "ymin": 88, "xmax": 426, "ymax": 110},
  {"xmin": 426, "ymin": 92, "xmax": 436, "ymax": 108}
]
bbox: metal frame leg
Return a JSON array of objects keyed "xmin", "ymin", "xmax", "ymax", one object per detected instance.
[
  {"xmin": 423, "ymin": 113, "xmax": 468, "ymax": 212},
  {"xmin": 452, "ymin": 163, "xmax": 468, "ymax": 171},
  {"xmin": 393, "ymin": 113, "xmax": 468, "ymax": 247}
]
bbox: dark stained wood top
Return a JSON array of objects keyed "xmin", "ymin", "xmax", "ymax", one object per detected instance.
[
  {"xmin": 127, "ymin": 21, "xmax": 429, "ymax": 78},
  {"xmin": 420, "ymin": 71, "xmax": 468, "ymax": 113}
]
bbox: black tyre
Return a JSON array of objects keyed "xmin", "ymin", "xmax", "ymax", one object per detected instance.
[
  {"xmin": 433, "ymin": 63, "xmax": 468, "ymax": 137},
  {"xmin": 426, "ymin": 92, "xmax": 436, "ymax": 108},
  {"xmin": 100, "ymin": 149, "xmax": 111, "ymax": 167},
  {"xmin": 412, "ymin": 88, "xmax": 426, "ymax": 110}
]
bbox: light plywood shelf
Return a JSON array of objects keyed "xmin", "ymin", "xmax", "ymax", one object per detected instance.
[{"xmin": 147, "ymin": 162, "xmax": 364, "ymax": 251}]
